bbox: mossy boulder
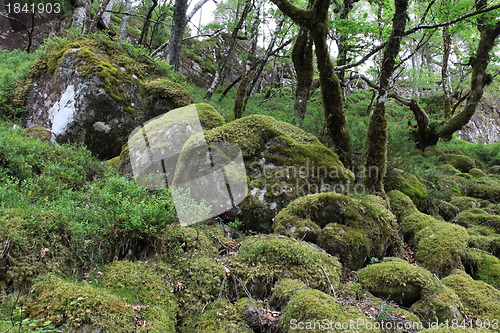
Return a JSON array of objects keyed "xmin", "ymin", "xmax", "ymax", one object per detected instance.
[
  {"xmin": 274, "ymin": 192, "xmax": 403, "ymax": 270},
  {"xmin": 385, "ymin": 168, "xmax": 428, "ymax": 209},
  {"xmin": 453, "ymin": 209, "xmax": 500, "ymax": 232},
  {"xmin": 442, "ymin": 271, "xmax": 500, "ymax": 321},
  {"xmin": 0, "ymin": 208, "xmax": 75, "ymax": 288},
  {"xmin": 177, "ymin": 114, "xmax": 354, "ymax": 231},
  {"xmin": 28, "ymin": 275, "xmax": 136, "ymax": 331},
  {"xmin": 23, "ymin": 125, "xmax": 53, "ymax": 141},
  {"xmin": 189, "ymin": 299, "xmax": 254, "ymax": 333},
  {"xmin": 278, "ymin": 288, "xmax": 379, "ymax": 332},
  {"xmin": 358, "ymin": 260, "xmax": 441, "ymax": 307},
  {"xmin": 435, "ymin": 173, "xmax": 500, "ymax": 203},
  {"xmin": 101, "ymin": 260, "xmax": 178, "ymax": 332},
  {"xmin": 392, "ymin": 192, "xmax": 468, "ymax": 276},
  {"xmin": 450, "ymin": 196, "xmax": 481, "ymax": 211},
  {"xmin": 175, "ymin": 257, "xmax": 228, "ymax": 329},
  {"xmin": 437, "ymin": 154, "xmax": 476, "ymax": 172},
  {"xmin": 270, "ymin": 278, "xmax": 309, "ymax": 309},
  {"xmin": 228, "ymin": 235, "xmax": 342, "ymax": 298},
  {"xmin": 467, "ymin": 226, "xmax": 500, "ymax": 257},
  {"xmin": 469, "ymin": 167, "xmax": 486, "ymax": 177},
  {"xmin": 143, "ymin": 79, "xmax": 193, "ymax": 119},
  {"xmin": 411, "ymin": 286, "xmax": 464, "ymax": 325},
  {"xmin": 23, "ymin": 37, "xmax": 192, "ymax": 159},
  {"xmin": 462, "ymin": 248, "xmax": 500, "ymax": 288}
]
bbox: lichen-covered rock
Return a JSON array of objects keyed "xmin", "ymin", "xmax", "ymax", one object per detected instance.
[
  {"xmin": 278, "ymin": 288, "xmax": 379, "ymax": 333},
  {"xmin": 385, "ymin": 168, "xmax": 428, "ymax": 209},
  {"xmin": 437, "ymin": 154, "xmax": 477, "ymax": 172},
  {"xmin": 24, "ymin": 37, "xmax": 192, "ymax": 159},
  {"xmin": 178, "ymin": 114, "xmax": 354, "ymax": 231},
  {"xmin": 442, "ymin": 271, "xmax": 500, "ymax": 321},
  {"xmin": 229, "ymin": 235, "xmax": 342, "ymax": 298},
  {"xmin": 273, "ymin": 193, "xmax": 403, "ymax": 270},
  {"xmin": 462, "ymin": 248, "xmax": 500, "ymax": 289},
  {"xmin": 358, "ymin": 260, "xmax": 440, "ymax": 307},
  {"xmin": 28, "ymin": 275, "xmax": 136, "ymax": 331}
]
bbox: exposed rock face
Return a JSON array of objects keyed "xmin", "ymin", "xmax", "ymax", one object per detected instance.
[
  {"xmin": 24, "ymin": 37, "xmax": 192, "ymax": 159},
  {"xmin": 457, "ymin": 97, "xmax": 500, "ymax": 144}
]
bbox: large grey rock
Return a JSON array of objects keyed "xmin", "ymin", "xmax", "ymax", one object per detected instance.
[{"xmin": 25, "ymin": 38, "xmax": 192, "ymax": 159}]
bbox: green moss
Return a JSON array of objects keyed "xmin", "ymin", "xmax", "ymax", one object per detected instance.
[
  {"xmin": 388, "ymin": 190, "xmax": 419, "ymax": 221},
  {"xmin": 454, "ymin": 210, "xmax": 500, "ymax": 232},
  {"xmin": 194, "ymin": 103, "xmax": 226, "ymax": 129},
  {"xmin": 358, "ymin": 260, "xmax": 441, "ymax": 307},
  {"xmin": 467, "ymin": 226, "xmax": 500, "ymax": 255},
  {"xmin": 385, "ymin": 168, "xmax": 428, "ymax": 208},
  {"xmin": 442, "ymin": 271, "xmax": 500, "ymax": 321},
  {"xmin": 175, "ymin": 257, "xmax": 228, "ymax": 328},
  {"xmin": 436, "ymin": 164, "xmax": 461, "ymax": 175},
  {"xmin": 270, "ymin": 278, "xmax": 309, "ymax": 309},
  {"xmin": 101, "ymin": 260, "xmax": 177, "ymax": 332},
  {"xmin": 29, "ymin": 275, "xmax": 135, "ymax": 331},
  {"xmin": 450, "ymin": 196, "xmax": 481, "ymax": 211},
  {"xmin": 463, "ymin": 248, "xmax": 500, "ymax": 289},
  {"xmin": 189, "ymin": 299, "xmax": 254, "ymax": 333},
  {"xmin": 23, "ymin": 126, "xmax": 52, "ymax": 142},
  {"xmin": 469, "ymin": 168, "xmax": 486, "ymax": 177},
  {"xmin": 411, "ymin": 286, "xmax": 464, "ymax": 324},
  {"xmin": 438, "ymin": 174, "xmax": 500, "ymax": 203},
  {"xmin": 229, "ymin": 235, "xmax": 342, "ymax": 298},
  {"xmin": 414, "ymin": 221, "xmax": 468, "ymax": 277},
  {"xmin": 106, "ymin": 156, "xmax": 121, "ymax": 169},
  {"xmin": 274, "ymin": 193, "xmax": 403, "ymax": 270},
  {"xmin": 278, "ymin": 288, "xmax": 378, "ymax": 332},
  {"xmin": 144, "ymin": 79, "xmax": 193, "ymax": 108},
  {"xmin": 160, "ymin": 224, "xmax": 230, "ymax": 261},
  {"xmin": 0, "ymin": 208, "xmax": 75, "ymax": 288},
  {"xmin": 437, "ymin": 154, "xmax": 476, "ymax": 172}
]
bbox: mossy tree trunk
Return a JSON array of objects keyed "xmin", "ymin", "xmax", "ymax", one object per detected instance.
[
  {"xmin": 363, "ymin": 0, "xmax": 408, "ymax": 194},
  {"xmin": 270, "ymin": 0, "xmax": 351, "ymax": 167},
  {"xmin": 408, "ymin": 18, "xmax": 500, "ymax": 149},
  {"xmin": 165, "ymin": 0, "xmax": 188, "ymax": 70},
  {"xmin": 292, "ymin": 28, "xmax": 314, "ymax": 120}
]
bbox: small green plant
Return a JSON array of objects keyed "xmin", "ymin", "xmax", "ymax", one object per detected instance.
[
  {"xmin": 227, "ymin": 219, "xmax": 243, "ymax": 229},
  {"xmin": 0, "ymin": 306, "xmax": 58, "ymax": 332}
]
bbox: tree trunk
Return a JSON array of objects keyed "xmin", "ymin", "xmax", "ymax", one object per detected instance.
[
  {"xmin": 165, "ymin": 0, "xmax": 188, "ymax": 71},
  {"xmin": 101, "ymin": 0, "xmax": 114, "ymax": 29},
  {"xmin": 71, "ymin": 0, "xmax": 91, "ymax": 31},
  {"xmin": 270, "ymin": 0, "xmax": 351, "ymax": 166},
  {"xmin": 138, "ymin": 0, "xmax": 158, "ymax": 46},
  {"xmin": 292, "ymin": 28, "xmax": 313, "ymax": 120},
  {"xmin": 119, "ymin": 0, "xmax": 131, "ymax": 40},
  {"xmin": 204, "ymin": 0, "xmax": 252, "ymax": 100},
  {"xmin": 363, "ymin": 0, "xmax": 408, "ymax": 193},
  {"xmin": 441, "ymin": 25, "xmax": 453, "ymax": 118},
  {"xmin": 436, "ymin": 20, "xmax": 500, "ymax": 138}
]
